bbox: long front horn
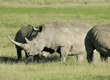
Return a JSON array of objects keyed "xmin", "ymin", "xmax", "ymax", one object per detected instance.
[{"xmin": 7, "ymin": 34, "xmax": 25, "ymax": 48}]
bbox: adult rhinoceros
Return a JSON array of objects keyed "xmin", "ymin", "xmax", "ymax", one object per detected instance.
[
  {"xmin": 85, "ymin": 24, "xmax": 110, "ymax": 63},
  {"xmin": 12, "ymin": 24, "xmax": 43, "ymax": 61},
  {"xmin": 7, "ymin": 21, "xmax": 92, "ymax": 62}
]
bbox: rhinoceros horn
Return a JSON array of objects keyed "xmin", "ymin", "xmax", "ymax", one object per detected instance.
[
  {"xmin": 7, "ymin": 34, "xmax": 25, "ymax": 49},
  {"xmin": 25, "ymin": 37, "xmax": 30, "ymax": 43}
]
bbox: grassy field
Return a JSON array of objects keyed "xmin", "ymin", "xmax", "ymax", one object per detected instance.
[{"xmin": 0, "ymin": 0, "xmax": 110, "ymax": 80}]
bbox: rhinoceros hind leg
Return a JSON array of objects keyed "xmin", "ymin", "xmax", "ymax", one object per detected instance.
[
  {"xmin": 60, "ymin": 47, "xmax": 69, "ymax": 62},
  {"xmin": 76, "ymin": 54, "xmax": 83, "ymax": 62}
]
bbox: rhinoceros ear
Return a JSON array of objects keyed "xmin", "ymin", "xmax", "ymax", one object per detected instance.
[
  {"xmin": 33, "ymin": 26, "xmax": 39, "ymax": 31},
  {"xmin": 28, "ymin": 24, "xmax": 32, "ymax": 26},
  {"xmin": 25, "ymin": 37, "xmax": 30, "ymax": 43},
  {"xmin": 38, "ymin": 25, "xmax": 43, "ymax": 32}
]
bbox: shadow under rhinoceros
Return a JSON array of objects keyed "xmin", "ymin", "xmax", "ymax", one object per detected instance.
[
  {"xmin": 26, "ymin": 54, "xmax": 60, "ymax": 64},
  {"xmin": 0, "ymin": 55, "xmax": 60, "ymax": 64},
  {"xmin": 0, "ymin": 56, "xmax": 19, "ymax": 63},
  {"xmin": 0, "ymin": 56, "xmax": 35, "ymax": 64},
  {"xmin": 40, "ymin": 54, "xmax": 60, "ymax": 63},
  {"xmin": 0, "ymin": 56, "xmax": 39, "ymax": 64}
]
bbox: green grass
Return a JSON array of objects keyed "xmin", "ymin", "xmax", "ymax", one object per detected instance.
[
  {"xmin": 0, "ymin": 62, "xmax": 110, "ymax": 80},
  {"xmin": 0, "ymin": 7, "xmax": 110, "ymax": 14},
  {"xmin": 1, "ymin": 6, "xmax": 110, "ymax": 28},
  {"xmin": 0, "ymin": 0, "xmax": 110, "ymax": 80}
]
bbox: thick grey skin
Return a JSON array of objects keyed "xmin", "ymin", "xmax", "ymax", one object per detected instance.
[
  {"xmin": 85, "ymin": 24, "xmax": 110, "ymax": 63},
  {"xmin": 14, "ymin": 24, "xmax": 42, "ymax": 61},
  {"xmin": 8, "ymin": 21, "xmax": 92, "ymax": 62},
  {"xmin": 68, "ymin": 22, "xmax": 94, "ymax": 62},
  {"xmin": 41, "ymin": 22, "xmax": 93, "ymax": 61}
]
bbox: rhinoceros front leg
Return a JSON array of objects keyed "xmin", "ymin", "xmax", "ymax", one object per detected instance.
[
  {"xmin": 92, "ymin": 49, "xmax": 97, "ymax": 63},
  {"xmin": 41, "ymin": 51, "xmax": 50, "ymax": 62},
  {"xmin": 16, "ymin": 46, "xmax": 22, "ymax": 60},
  {"xmin": 60, "ymin": 47, "xmax": 69, "ymax": 62},
  {"xmin": 33, "ymin": 54, "xmax": 40, "ymax": 62},
  {"xmin": 25, "ymin": 51, "xmax": 29, "ymax": 59},
  {"xmin": 85, "ymin": 34, "xmax": 97, "ymax": 63},
  {"xmin": 86, "ymin": 47, "xmax": 95, "ymax": 63},
  {"xmin": 41, "ymin": 51, "xmax": 50, "ymax": 58},
  {"xmin": 100, "ymin": 53, "xmax": 108, "ymax": 62},
  {"xmin": 86, "ymin": 49, "xmax": 97, "ymax": 63}
]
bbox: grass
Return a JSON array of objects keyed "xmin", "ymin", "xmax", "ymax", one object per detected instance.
[
  {"xmin": 0, "ymin": 0, "xmax": 110, "ymax": 8},
  {"xmin": 0, "ymin": 0, "xmax": 110, "ymax": 80},
  {"xmin": 1, "ymin": 7, "xmax": 110, "ymax": 28}
]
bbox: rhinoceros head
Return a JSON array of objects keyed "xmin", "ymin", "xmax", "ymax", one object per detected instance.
[
  {"xmin": 7, "ymin": 34, "xmax": 45, "ymax": 56},
  {"xmin": 24, "ymin": 37, "xmax": 45, "ymax": 56}
]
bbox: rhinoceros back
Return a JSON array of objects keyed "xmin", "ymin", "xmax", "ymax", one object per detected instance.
[
  {"xmin": 90, "ymin": 24, "xmax": 110, "ymax": 52},
  {"xmin": 14, "ymin": 25, "xmax": 36, "ymax": 43}
]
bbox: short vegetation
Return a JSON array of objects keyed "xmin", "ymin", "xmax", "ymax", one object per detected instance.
[{"xmin": 0, "ymin": 0, "xmax": 110, "ymax": 80}]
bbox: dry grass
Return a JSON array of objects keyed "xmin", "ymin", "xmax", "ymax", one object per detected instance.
[{"xmin": 0, "ymin": 0, "xmax": 110, "ymax": 8}]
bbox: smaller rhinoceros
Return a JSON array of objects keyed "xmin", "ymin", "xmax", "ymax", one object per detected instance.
[
  {"xmin": 13, "ymin": 24, "xmax": 43, "ymax": 61},
  {"xmin": 85, "ymin": 24, "xmax": 110, "ymax": 63}
]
